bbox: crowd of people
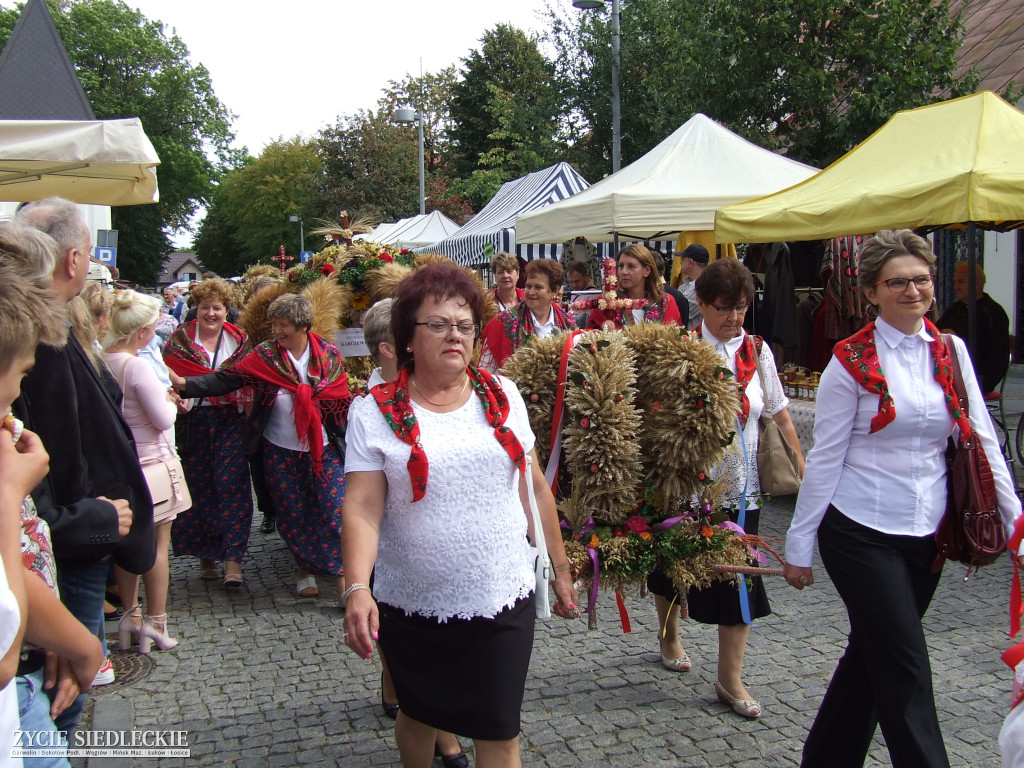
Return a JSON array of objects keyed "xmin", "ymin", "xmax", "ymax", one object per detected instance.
[{"xmin": 0, "ymin": 200, "xmax": 1020, "ymax": 768}]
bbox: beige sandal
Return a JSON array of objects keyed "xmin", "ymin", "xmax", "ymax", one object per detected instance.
[{"xmin": 296, "ymin": 576, "xmax": 319, "ymax": 597}]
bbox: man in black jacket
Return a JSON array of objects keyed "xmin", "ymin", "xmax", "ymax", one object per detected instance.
[
  {"xmin": 13, "ymin": 197, "xmax": 155, "ymax": 726},
  {"xmin": 937, "ymin": 263, "xmax": 1010, "ymax": 394}
]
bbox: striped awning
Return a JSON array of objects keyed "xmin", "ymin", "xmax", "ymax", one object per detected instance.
[{"xmin": 416, "ymin": 162, "xmax": 591, "ymax": 266}]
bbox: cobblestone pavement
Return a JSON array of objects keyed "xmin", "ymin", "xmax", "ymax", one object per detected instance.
[
  {"xmin": 87, "ymin": 365, "xmax": 1024, "ymax": 767},
  {"xmin": 86, "ymin": 492, "xmax": 1015, "ymax": 768}
]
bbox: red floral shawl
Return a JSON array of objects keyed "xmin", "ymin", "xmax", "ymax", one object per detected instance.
[
  {"xmin": 481, "ymin": 302, "xmax": 573, "ymax": 371},
  {"xmin": 370, "ymin": 365, "xmax": 526, "ymax": 502},
  {"xmin": 832, "ymin": 318, "xmax": 969, "ymax": 437},
  {"xmin": 234, "ymin": 332, "xmax": 352, "ymax": 473},
  {"xmin": 163, "ymin": 320, "xmax": 248, "ymax": 407},
  {"xmin": 696, "ymin": 326, "xmax": 760, "ymax": 428}
]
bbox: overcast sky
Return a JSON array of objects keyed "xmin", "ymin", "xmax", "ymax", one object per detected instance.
[{"xmin": 127, "ymin": 0, "xmax": 563, "ymax": 154}]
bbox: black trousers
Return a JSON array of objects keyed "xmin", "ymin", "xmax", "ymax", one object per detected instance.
[
  {"xmin": 801, "ymin": 506, "xmax": 949, "ymax": 768},
  {"xmin": 248, "ymin": 442, "xmax": 275, "ymax": 518}
]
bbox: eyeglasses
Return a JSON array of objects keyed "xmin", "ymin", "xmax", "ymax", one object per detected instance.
[
  {"xmin": 874, "ymin": 274, "xmax": 934, "ymax": 293},
  {"xmin": 415, "ymin": 320, "xmax": 478, "ymax": 337},
  {"xmin": 711, "ymin": 304, "xmax": 749, "ymax": 316}
]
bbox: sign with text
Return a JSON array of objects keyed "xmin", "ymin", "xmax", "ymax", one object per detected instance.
[{"xmin": 334, "ymin": 328, "xmax": 370, "ymax": 358}]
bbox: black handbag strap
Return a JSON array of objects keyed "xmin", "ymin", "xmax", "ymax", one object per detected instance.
[{"xmin": 189, "ymin": 326, "xmax": 226, "ymax": 411}]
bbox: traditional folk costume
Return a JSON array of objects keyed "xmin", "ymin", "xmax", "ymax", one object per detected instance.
[
  {"xmin": 345, "ymin": 366, "xmax": 536, "ymax": 740},
  {"xmin": 235, "ymin": 334, "xmax": 351, "ymax": 576},
  {"xmin": 647, "ymin": 325, "xmax": 786, "ymax": 624},
  {"xmin": 584, "ymin": 292, "xmax": 682, "ymax": 330},
  {"xmin": 164, "ymin": 321, "xmax": 253, "ymax": 563},
  {"xmin": 490, "ymin": 286, "xmax": 525, "ymax": 313},
  {"xmin": 479, "ymin": 302, "xmax": 573, "ymax": 373}
]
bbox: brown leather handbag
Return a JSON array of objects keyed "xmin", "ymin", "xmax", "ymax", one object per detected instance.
[{"xmin": 933, "ymin": 335, "xmax": 1006, "ymax": 575}]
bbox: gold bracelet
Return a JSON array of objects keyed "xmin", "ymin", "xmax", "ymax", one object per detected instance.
[{"xmin": 553, "ymin": 562, "xmax": 571, "ymax": 575}]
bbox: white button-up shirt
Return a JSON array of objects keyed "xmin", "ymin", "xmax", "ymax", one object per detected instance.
[{"xmin": 785, "ymin": 317, "xmax": 1019, "ymax": 567}]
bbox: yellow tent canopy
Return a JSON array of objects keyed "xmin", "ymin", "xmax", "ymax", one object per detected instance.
[{"xmin": 715, "ymin": 91, "xmax": 1024, "ymax": 244}]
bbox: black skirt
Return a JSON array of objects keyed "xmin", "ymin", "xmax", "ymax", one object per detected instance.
[
  {"xmin": 376, "ymin": 594, "xmax": 536, "ymax": 741},
  {"xmin": 647, "ymin": 507, "xmax": 771, "ymax": 626}
]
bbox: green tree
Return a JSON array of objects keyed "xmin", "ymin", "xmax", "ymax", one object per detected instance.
[
  {"xmin": 314, "ymin": 110, "xmax": 419, "ymax": 225},
  {"xmin": 208, "ymin": 138, "xmax": 320, "ymax": 270},
  {"xmin": 450, "ymin": 23, "xmax": 563, "ymax": 203},
  {"xmin": 549, "ymin": 0, "xmax": 982, "ymax": 173},
  {"xmin": 0, "ymin": 0, "xmax": 234, "ymax": 284}
]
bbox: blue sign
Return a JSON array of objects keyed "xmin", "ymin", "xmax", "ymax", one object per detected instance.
[
  {"xmin": 96, "ymin": 246, "xmax": 117, "ymax": 266},
  {"xmin": 300, "ymin": 251, "xmax": 314, "ymax": 263}
]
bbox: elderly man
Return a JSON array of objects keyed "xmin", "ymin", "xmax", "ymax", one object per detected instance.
[
  {"xmin": 13, "ymin": 197, "xmax": 154, "ymax": 724},
  {"xmin": 937, "ymin": 262, "xmax": 1010, "ymax": 394}
]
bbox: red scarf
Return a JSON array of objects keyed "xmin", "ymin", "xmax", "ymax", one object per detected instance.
[
  {"xmin": 234, "ymin": 332, "xmax": 351, "ymax": 474},
  {"xmin": 697, "ymin": 326, "xmax": 760, "ymax": 428},
  {"xmin": 163, "ymin": 321, "xmax": 248, "ymax": 407},
  {"xmin": 370, "ymin": 365, "xmax": 526, "ymax": 502},
  {"xmin": 481, "ymin": 302, "xmax": 573, "ymax": 371},
  {"xmin": 832, "ymin": 318, "xmax": 969, "ymax": 437}
]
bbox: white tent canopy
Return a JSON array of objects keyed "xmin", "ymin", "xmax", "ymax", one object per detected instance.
[
  {"xmin": 419, "ymin": 162, "xmax": 591, "ymax": 265},
  {"xmin": 516, "ymin": 114, "xmax": 817, "ymax": 243},
  {"xmin": 0, "ymin": 117, "xmax": 159, "ymax": 205},
  {"xmin": 357, "ymin": 210, "xmax": 461, "ymax": 249}
]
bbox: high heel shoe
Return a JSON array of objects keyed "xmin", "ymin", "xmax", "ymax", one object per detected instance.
[
  {"xmin": 434, "ymin": 740, "xmax": 470, "ymax": 768},
  {"xmin": 714, "ymin": 680, "xmax": 762, "ymax": 719},
  {"xmin": 380, "ymin": 672, "xmax": 399, "ymax": 720},
  {"xmin": 139, "ymin": 613, "xmax": 179, "ymax": 654},
  {"xmin": 117, "ymin": 605, "xmax": 142, "ymax": 651}
]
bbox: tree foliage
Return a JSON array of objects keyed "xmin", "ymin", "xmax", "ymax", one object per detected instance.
[
  {"xmin": 194, "ymin": 138, "xmax": 319, "ymax": 276},
  {"xmin": 449, "ymin": 24, "xmax": 563, "ymax": 204},
  {"xmin": 0, "ymin": 0, "xmax": 234, "ymax": 285},
  {"xmin": 548, "ymin": 0, "xmax": 982, "ymax": 174}
]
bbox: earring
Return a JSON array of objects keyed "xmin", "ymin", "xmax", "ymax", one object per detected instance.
[{"xmin": 406, "ymin": 347, "xmax": 412, "ymax": 352}]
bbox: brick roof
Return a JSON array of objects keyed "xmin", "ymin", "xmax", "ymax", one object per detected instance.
[{"xmin": 953, "ymin": 0, "xmax": 1024, "ymax": 97}]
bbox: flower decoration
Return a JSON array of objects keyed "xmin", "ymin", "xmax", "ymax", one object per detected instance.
[{"xmin": 571, "ymin": 257, "xmax": 650, "ymax": 314}]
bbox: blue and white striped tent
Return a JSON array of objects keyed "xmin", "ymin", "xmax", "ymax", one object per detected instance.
[{"xmin": 416, "ymin": 162, "xmax": 591, "ymax": 266}]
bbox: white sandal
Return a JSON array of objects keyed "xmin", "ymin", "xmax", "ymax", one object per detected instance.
[{"xmin": 296, "ymin": 576, "xmax": 319, "ymax": 597}]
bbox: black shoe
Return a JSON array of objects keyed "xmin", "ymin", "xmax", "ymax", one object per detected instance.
[
  {"xmin": 434, "ymin": 741, "xmax": 470, "ymax": 768},
  {"xmin": 381, "ymin": 672, "xmax": 399, "ymax": 720},
  {"xmin": 260, "ymin": 516, "xmax": 275, "ymax": 534}
]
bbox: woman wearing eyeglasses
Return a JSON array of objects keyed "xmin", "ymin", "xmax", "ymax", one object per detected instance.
[
  {"xmin": 647, "ymin": 257, "xmax": 803, "ymax": 720},
  {"xmin": 479, "ymin": 259, "xmax": 573, "ymax": 373},
  {"xmin": 342, "ymin": 262, "xmax": 579, "ymax": 768},
  {"xmin": 584, "ymin": 244, "xmax": 682, "ymax": 330},
  {"xmin": 783, "ymin": 230, "xmax": 1019, "ymax": 768}
]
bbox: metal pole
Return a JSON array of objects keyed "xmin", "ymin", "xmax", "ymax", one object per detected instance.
[
  {"xmin": 611, "ymin": 0, "xmax": 621, "ymax": 173},
  {"xmin": 417, "ymin": 112, "xmax": 426, "ymax": 215},
  {"xmin": 299, "ymin": 219, "xmax": 304, "ymax": 255},
  {"xmin": 967, "ymin": 222, "xmax": 978, "ymax": 359}
]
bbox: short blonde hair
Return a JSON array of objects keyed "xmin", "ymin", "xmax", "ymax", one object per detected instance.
[
  {"xmin": 104, "ymin": 289, "xmax": 160, "ymax": 348},
  {"xmin": 362, "ymin": 298, "xmax": 394, "ymax": 364},
  {"xmin": 858, "ymin": 230, "xmax": 936, "ymax": 294}
]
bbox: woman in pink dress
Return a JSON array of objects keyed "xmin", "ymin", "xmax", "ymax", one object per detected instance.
[{"xmin": 103, "ymin": 290, "xmax": 185, "ymax": 653}]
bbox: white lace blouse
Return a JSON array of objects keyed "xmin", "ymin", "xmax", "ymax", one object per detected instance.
[
  {"xmin": 345, "ymin": 375, "xmax": 537, "ymax": 621},
  {"xmin": 701, "ymin": 324, "xmax": 790, "ymax": 510}
]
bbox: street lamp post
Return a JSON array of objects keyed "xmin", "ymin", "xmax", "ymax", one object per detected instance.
[
  {"xmin": 395, "ymin": 108, "xmax": 426, "ymax": 215},
  {"xmin": 288, "ymin": 214, "xmax": 304, "ymax": 258},
  {"xmin": 573, "ymin": 0, "xmax": 621, "ymax": 173}
]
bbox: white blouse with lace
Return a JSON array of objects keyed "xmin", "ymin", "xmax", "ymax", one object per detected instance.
[
  {"xmin": 345, "ymin": 375, "xmax": 536, "ymax": 621},
  {"xmin": 701, "ymin": 323, "xmax": 789, "ymax": 510}
]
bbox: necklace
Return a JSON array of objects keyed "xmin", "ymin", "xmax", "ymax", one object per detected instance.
[{"xmin": 411, "ymin": 375, "xmax": 469, "ymax": 407}]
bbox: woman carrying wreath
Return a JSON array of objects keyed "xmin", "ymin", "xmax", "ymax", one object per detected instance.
[
  {"xmin": 783, "ymin": 230, "xmax": 1020, "ymax": 768},
  {"xmin": 584, "ymin": 244, "xmax": 682, "ymax": 330},
  {"xmin": 647, "ymin": 257, "xmax": 804, "ymax": 720},
  {"xmin": 479, "ymin": 259, "xmax": 573, "ymax": 373},
  {"xmin": 171, "ymin": 294, "xmax": 352, "ymax": 603},
  {"xmin": 163, "ymin": 278, "xmax": 252, "ymax": 587},
  {"xmin": 342, "ymin": 262, "xmax": 579, "ymax": 768}
]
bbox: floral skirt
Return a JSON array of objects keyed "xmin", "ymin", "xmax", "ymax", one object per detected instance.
[
  {"xmin": 263, "ymin": 439, "xmax": 345, "ymax": 576},
  {"xmin": 172, "ymin": 407, "xmax": 253, "ymax": 562}
]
